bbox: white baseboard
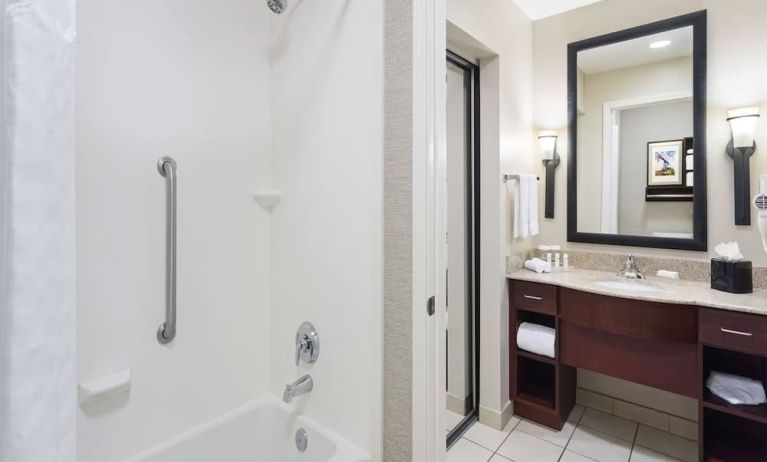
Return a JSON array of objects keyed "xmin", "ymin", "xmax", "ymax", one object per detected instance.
[
  {"xmin": 478, "ymin": 401, "xmax": 513, "ymax": 431},
  {"xmin": 446, "ymin": 392, "xmax": 473, "ymax": 415}
]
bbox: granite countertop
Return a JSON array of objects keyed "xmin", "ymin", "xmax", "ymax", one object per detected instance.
[{"xmin": 507, "ymin": 268, "xmax": 767, "ymax": 316}]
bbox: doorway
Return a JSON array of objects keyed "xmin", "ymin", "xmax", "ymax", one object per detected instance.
[{"xmin": 444, "ymin": 50, "xmax": 480, "ymax": 449}]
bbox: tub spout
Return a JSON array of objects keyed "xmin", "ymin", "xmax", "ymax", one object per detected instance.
[{"xmin": 283, "ymin": 374, "xmax": 313, "ymax": 403}]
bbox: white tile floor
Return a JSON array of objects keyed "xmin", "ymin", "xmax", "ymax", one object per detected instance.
[{"xmin": 447, "ymin": 406, "xmax": 698, "ymax": 462}]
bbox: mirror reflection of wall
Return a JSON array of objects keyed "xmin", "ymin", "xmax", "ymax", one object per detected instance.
[
  {"xmin": 576, "ymin": 26, "xmax": 695, "ymax": 238},
  {"xmin": 444, "ymin": 51, "xmax": 480, "ymax": 445},
  {"xmin": 446, "ymin": 59, "xmax": 472, "ymax": 421}
]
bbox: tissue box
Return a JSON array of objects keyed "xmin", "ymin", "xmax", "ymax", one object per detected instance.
[{"xmin": 711, "ymin": 259, "xmax": 753, "ymax": 294}]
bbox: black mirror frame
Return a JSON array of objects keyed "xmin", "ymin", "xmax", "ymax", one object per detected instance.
[{"xmin": 567, "ymin": 10, "xmax": 708, "ymax": 251}]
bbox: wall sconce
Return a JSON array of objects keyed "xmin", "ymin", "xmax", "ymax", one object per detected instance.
[
  {"xmin": 539, "ymin": 130, "xmax": 560, "ymax": 219},
  {"xmin": 726, "ymin": 107, "xmax": 760, "ymax": 225}
]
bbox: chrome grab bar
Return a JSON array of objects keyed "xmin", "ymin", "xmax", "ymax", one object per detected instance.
[{"xmin": 157, "ymin": 157, "xmax": 177, "ymax": 344}]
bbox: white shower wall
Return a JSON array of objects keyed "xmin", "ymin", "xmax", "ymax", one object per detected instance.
[
  {"xmin": 76, "ymin": 0, "xmax": 384, "ymax": 461},
  {"xmin": 269, "ymin": 0, "xmax": 384, "ymax": 459},
  {"xmin": 75, "ymin": 1, "xmax": 272, "ymax": 460}
]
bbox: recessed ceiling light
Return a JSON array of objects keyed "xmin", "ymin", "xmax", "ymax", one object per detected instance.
[{"xmin": 649, "ymin": 40, "xmax": 671, "ymax": 49}]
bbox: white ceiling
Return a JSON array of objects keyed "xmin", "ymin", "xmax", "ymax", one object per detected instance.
[
  {"xmin": 578, "ymin": 27, "xmax": 693, "ymax": 74},
  {"xmin": 511, "ymin": 0, "xmax": 605, "ymax": 20}
]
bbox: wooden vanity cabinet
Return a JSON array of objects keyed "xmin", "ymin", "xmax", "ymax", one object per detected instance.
[
  {"xmin": 509, "ymin": 281, "xmax": 576, "ymax": 430},
  {"xmin": 558, "ymin": 288, "xmax": 699, "ymax": 398},
  {"xmin": 509, "ymin": 278, "xmax": 767, "ymax": 461}
]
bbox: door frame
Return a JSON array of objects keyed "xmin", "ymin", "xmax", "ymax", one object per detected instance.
[{"xmin": 411, "ymin": 0, "xmax": 446, "ymax": 461}]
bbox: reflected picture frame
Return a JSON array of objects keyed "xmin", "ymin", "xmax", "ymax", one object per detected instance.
[{"xmin": 647, "ymin": 139, "xmax": 684, "ymax": 187}]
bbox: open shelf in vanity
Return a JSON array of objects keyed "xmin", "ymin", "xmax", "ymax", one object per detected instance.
[{"xmin": 700, "ymin": 309, "xmax": 767, "ymax": 461}]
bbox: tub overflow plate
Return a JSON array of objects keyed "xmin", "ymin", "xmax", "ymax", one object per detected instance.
[{"xmin": 295, "ymin": 428, "xmax": 308, "ymax": 452}]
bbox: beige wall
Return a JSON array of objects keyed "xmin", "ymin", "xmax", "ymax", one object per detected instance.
[
  {"xmin": 532, "ymin": 0, "xmax": 767, "ymax": 425},
  {"xmin": 534, "ymin": 0, "xmax": 767, "ymax": 265},
  {"xmin": 447, "ymin": 0, "xmax": 534, "ymax": 428}
]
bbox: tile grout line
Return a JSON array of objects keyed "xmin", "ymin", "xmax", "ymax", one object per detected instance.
[
  {"xmin": 490, "ymin": 417, "xmax": 522, "ymax": 461},
  {"xmin": 557, "ymin": 406, "xmax": 594, "ymax": 462},
  {"xmin": 628, "ymin": 421, "xmax": 640, "ymax": 461}
]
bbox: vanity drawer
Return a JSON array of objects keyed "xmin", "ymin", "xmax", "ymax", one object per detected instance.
[
  {"xmin": 512, "ymin": 281, "xmax": 557, "ymax": 315},
  {"xmin": 559, "ymin": 288, "xmax": 697, "ymax": 344},
  {"xmin": 700, "ymin": 308, "xmax": 767, "ymax": 356}
]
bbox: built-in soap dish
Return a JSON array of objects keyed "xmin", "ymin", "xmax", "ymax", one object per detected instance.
[
  {"xmin": 78, "ymin": 369, "xmax": 131, "ymax": 406},
  {"xmin": 253, "ymin": 190, "xmax": 281, "ymax": 211}
]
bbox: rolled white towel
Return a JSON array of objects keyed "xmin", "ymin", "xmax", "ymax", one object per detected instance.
[
  {"xmin": 524, "ymin": 258, "xmax": 551, "ymax": 274},
  {"xmin": 706, "ymin": 371, "xmax": 766, "ymax": 405},
  {"xmin": 517, "ymin": 322, "xmax": 556, "ymax": 359}
]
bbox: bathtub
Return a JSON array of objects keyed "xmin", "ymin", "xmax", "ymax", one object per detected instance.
[{"xmin": 125, "ymin": 396, "xmax": 370, "ymax": 462}]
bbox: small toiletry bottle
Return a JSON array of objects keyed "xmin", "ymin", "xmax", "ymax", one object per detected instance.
[
  {"xmin": 554, "ymin": 253, "xmax": 560, "ymax": 270},
  {"xmin": 546, "ymin": 253, "xmax": 552, "ymax": 266},
  {"xmin": 563, "ymin": 253, "xmax": 569, "ymax": 271}
]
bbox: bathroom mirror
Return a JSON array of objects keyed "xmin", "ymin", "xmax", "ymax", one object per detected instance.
[{"xmin": 567, "ymin": 11, "xmax": 707, "ymax": 251}]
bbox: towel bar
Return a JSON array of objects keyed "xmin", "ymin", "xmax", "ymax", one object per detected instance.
[{"xmin": 504, "ymin": 174, "xmax": 540, "ymax": 182}]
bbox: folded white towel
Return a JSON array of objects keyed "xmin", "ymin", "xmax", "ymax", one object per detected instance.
[
  {"xmin": 706, "ymin": 371, "xmax": 766, "ymax": 405},
  {"xmin": 524, "ymin": 258, "xmax": 551, "ymax": 274},
  {"xmin": 517, "ymin": 322, "xmax": 556, "ymax": 359}
]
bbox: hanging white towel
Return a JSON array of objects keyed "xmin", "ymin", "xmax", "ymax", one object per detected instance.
[
  {"xmin": 527, "ymin": 175, "xmax": 539, "ymax": 236},
  {"xmin": 513, "ymin": 177, "xmax": 522, "ymax": 238},
  {"xmin": 512, "ymin": 174, "xmax": 539, "ymax": 238}
]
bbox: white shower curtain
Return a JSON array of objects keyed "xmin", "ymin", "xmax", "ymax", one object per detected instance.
[{"xmin": 0, "ymin": 1, "xmax": 76, "ymax": 461}]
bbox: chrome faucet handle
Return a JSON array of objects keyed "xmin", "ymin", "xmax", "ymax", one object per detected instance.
[
  {"xmin": 618, "ymin": 254, "xmax": 645, "ymax": 280},
  {"xmin": 295, "ymin": 322, "xmax": 319, "ymax": 366}
]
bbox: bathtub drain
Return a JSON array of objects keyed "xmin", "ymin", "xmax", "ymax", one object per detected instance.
[{"xmin": 295, "ymin": 428, "xmax": 308, "ymax": 452}]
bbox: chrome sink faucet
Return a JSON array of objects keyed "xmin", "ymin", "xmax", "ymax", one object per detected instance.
[
  {"xmin": 617, "ymin": 255, "xmax": 645, "ymax": 280},
  {"xmin": 283, "ymin": 374, "xmax": 313, "ymax": 403}
]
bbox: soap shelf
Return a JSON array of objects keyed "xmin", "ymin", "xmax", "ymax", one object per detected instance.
[
  {"xmin": 78, "ymin": 369, "xmax": 131, "ymax": 406},
  {"xmin": 252, "ymin": 190, "xmax": 281, "ymax": 211}
]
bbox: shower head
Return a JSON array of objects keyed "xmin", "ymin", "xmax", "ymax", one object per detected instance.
[{"xmin": 267, "ymin": 0, "xmax": 286, "ymax": 14}]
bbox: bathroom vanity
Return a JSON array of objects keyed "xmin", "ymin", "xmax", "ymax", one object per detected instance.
[{"xmin": 508, "ymin": 270, "xmax": 767, "ymax": 462}]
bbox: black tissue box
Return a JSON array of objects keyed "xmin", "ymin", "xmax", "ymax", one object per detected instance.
[{"xmin": 711, "ymin": 258, "xmax": 753, "ymax": 294}]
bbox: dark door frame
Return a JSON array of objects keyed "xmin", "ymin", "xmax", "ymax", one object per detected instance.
[{"xmin": 445, "ymin": 49, "xmax": 481, "ymax": 449}]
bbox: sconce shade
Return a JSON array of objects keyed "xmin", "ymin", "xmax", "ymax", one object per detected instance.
[
  {"xmin": 727, "ymin": 107, "xmax": 760, "ymax": 149},
  {"xmin": 538, "ymin": 130, "xmax": 558, "ymax": 160}
]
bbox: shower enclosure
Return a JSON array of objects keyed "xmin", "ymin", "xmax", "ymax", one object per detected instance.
[{"xmin": 1, "ymin": 0, "xmax": 384, "ymax": 461}]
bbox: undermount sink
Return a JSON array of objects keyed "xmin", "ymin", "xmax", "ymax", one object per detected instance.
[{"xmin": 594, "ymin": 280, "xmax": 666, "ymax": 293}]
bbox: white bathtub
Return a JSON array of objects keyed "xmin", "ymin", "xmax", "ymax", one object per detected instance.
[{"xmin": 125, "ymin": 397, "xmax": 369, "ymax": 462}]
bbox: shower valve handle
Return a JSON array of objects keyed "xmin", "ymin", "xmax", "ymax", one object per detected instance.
[{"xmin": 295, "ymin": 322, "xmax": 320, "ymax": 366}]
